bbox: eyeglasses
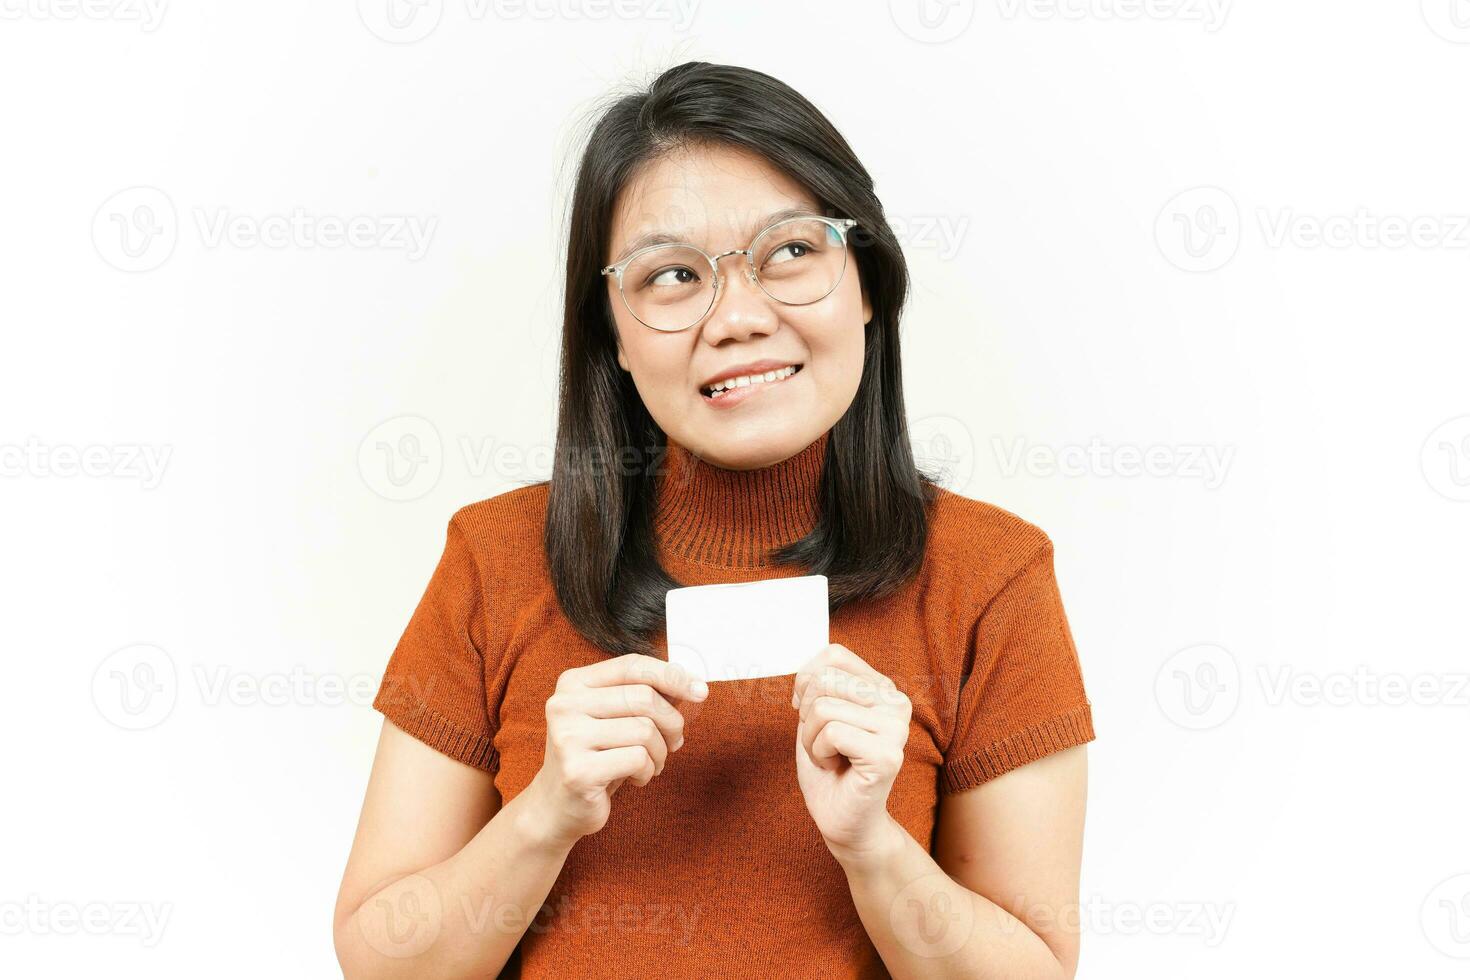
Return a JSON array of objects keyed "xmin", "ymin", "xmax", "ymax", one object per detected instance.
[{"xmin": 600, "ymin": 214, "xmax": 859, "ymax": 333}]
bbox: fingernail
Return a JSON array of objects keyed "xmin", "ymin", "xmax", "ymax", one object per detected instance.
[{"xmin": 692, "ymin": 679, "xmax": 709, "ymax": 699}]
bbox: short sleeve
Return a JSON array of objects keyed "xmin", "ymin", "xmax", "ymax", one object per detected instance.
[
  {"xmin": 372, "ymin": 515, "xmax": 499, "ymax": 772},
  {"xmin": 941, "ymin": 541, "xmax": 1094, "ymax": 794}
]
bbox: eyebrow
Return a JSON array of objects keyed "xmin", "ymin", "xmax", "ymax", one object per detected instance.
[{"xmin": 609, "ymin": 205, "xmax": 821, "ymax": 265}]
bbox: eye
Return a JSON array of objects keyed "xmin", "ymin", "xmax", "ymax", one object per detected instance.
[
  {"xmin": 765, "ymin": 240, "xmax": 813, "ymax": 266},
  {"xmin": 645, "ymin": 266, "xmax": 701, "ymax": 288}
]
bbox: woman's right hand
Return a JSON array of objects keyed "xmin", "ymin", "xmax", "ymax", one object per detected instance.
[{"xmin": 525, "ymin": 653, "xmax": 709, "ymax": 848}]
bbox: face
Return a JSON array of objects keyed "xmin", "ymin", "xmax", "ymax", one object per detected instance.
[{"xmin": 605, "ymin": 144, "xmax": 871, "ymax": 470}]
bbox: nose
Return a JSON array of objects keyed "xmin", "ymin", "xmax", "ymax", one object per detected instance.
[{"xmin": 701, "ymin": 250, "xmax": 777, "ymax": 345}]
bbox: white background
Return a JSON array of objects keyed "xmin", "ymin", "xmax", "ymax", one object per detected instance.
[{"xmin": 3, "ymin": 1, "xmax": 1469, "ymax": 976}]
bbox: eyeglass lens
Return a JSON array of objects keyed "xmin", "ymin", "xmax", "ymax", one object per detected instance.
[{"xmin": 617, "ymin": 218, "xmax": 848, "ymax": 331}]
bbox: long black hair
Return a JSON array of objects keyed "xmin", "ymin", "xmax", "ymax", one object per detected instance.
[{"xmin": 544, "ymin": 61, "xmax": 939, "ymax": 656}]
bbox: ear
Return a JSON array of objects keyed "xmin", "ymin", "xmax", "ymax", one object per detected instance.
[
  {"xmin": 861, "ymin": 281, "xmax": 873, "ymax": 326},
  {"xmin": 608, "ymin": 312, "xmax": 630, "ymax": 372}
]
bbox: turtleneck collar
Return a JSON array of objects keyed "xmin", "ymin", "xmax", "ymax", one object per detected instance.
[{"xmin": 652, "ymin": 429, "xmax": 829, "ymax": 568}]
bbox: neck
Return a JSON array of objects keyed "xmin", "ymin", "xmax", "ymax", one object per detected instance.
[{"xmin": 652, "ymin": 429, "xmax": 829, "ymax": 568}]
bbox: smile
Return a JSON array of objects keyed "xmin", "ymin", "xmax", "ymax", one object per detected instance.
[{"xmin": 700, "ymin": 364, "xmax": 803, "ymax": 401}]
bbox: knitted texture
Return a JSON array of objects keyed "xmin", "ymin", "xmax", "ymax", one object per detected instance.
[{"xmin": 373, "ymin": 430, "xmax": 1095, "ymax": 977}]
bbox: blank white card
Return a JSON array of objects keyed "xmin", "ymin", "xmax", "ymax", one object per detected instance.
[{"xmin": 665, "ymin": 575, "xmax": 829, "ymax": 682}]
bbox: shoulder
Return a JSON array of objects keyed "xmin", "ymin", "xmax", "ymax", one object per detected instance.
[
  {"xmin": 439, "ymin": 481, "xmax": 551, "ymax": 576},
  {"xmin": 925, "ymin": 485, "xmax": 1058, "ymax": 596}
]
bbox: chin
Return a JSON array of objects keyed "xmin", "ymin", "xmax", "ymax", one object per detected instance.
[{"xmin": 700, "ymin": 424, "xmax": 820, "ymax": 469}]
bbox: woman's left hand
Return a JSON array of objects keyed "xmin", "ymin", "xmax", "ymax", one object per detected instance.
[{"xmin": 792, "ymin": 643, "xmax": 912, "ymax": 864}]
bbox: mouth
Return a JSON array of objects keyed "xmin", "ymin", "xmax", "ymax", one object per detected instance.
[{"xmin": 699, "ymin": 363, "xmax": 804, "ymax": 401}]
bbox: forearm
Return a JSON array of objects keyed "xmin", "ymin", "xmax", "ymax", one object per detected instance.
[
  {"xmin": 336, "ymin": 785, "xmax": 574, "ymax": 979},
  {"xmin": 835, "ymin": 815, "xmax": 1071, "ymax": 980}
]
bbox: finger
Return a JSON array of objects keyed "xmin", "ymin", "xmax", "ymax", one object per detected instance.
[
  {"xmin": 821, "ymin": 642, "xmax": 883, "ymax": 680},
  {"xmin": 585, "ymin": 744, "xmax": 658, "ymax": 788},
  {"xmin": 792, "ymin": 643, "xmax": 890, "ymax": 707},
  {"xmin": 792, "ymin": 644, "xmax": 843, "ymax": 705},
  {"xmin": 795, "ymin": 665, "xmax": 884, "ymax": 715},
  {"xmin": 799, "ymin": 697, "xmax": 880, "ymax": 767},
  {"xmin": 584, "ymin": 716, "xmax": 670, "ymax": 774},
  {"xmin": 811, "ymin": 720, "xmax": 889, "ymax": 769},
  {"xmin": 580, "ymin": 653, "xmax": 709, "ymax": 704},
  {"xmin": 803, "ymin": 694, "xmax": 885, "ymax": 736},
  {"xmin": 575, "ymin": 685, "xmax": 686, "ymax": 749},
  {"xmin": 796, "ymin": 715, "xmax": 841, "ymax": 771}
]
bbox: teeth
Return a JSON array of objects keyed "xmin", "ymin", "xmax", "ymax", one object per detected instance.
[{"xmin": 704, "ymin": 364, "xmax": 798, "ymax": 398}]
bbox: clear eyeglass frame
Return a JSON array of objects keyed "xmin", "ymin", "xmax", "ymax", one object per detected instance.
[{"xmin": 599, "ymin": 214, "xmax": 859, "ymax": 332}]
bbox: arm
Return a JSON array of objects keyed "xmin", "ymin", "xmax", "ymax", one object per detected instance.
[
  {"xmin": 334, "ymin": 654, "xmax": 707, "ymax": 978},
  {"xmin": 834, "ymin": 745, "xmax": 1089, "ymax": 980},
  {"xmin": 332, "ymin": 720, "xmax": 574, "ymax": 979}
]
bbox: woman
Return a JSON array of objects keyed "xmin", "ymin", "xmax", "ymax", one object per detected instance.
[{"xmin": 334, "ymin": 61, "xmax": 1095, "ymax": 979}]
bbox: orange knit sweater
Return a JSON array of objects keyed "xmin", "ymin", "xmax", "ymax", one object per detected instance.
[{"xmin": 372, "ymin": 428, "xmax": 1095, "ymax": 978}]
